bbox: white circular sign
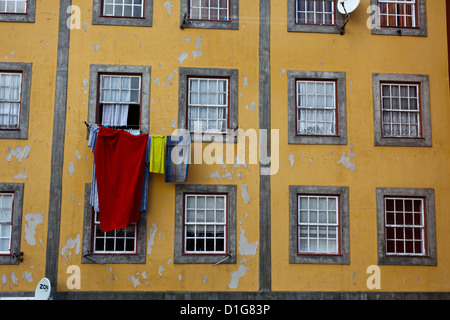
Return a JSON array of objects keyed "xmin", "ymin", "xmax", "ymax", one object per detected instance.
[
  {"xmin": 337, "ymin": 0, "xmax": 360, "ymax": 14},
  {"xmin": 35, "ymin": 278, "xmax": 51, "ymax": 300}
]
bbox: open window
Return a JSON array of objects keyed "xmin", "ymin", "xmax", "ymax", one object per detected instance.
[{"xmin": 88, "ymin": 64, "xmax": 151, "ymax": 135}]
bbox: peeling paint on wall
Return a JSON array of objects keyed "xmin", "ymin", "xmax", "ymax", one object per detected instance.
[
  {"xmin": 68, "ymin": 161, "xmax": 75, "ymax": 176},
  {"xmin": 241, "ymin": 183, "xmax": 251, "ymax": 203},
  {"xmin": 24, "ymin": 212, "xmax": 44, "ymax": 246},
  {"xmin": 148, "ymin": 223, "xmax": 157, "ymax": 255},
  {"xmin": 11, "ymin": 272, "xmax": 18, "ymax": 286},
  {"xmin": 127, "ymin": 275, "xmax": 141, "ymax": 288},
  {"xmin": 22, "ymin": 272, "xmax": 33, "ymax": 283},
  {"xmin": 337, "ymin": 145, "xmax": 356, "ymax": 171},
  {"xmin": 61, "ymin": 234, "xmax": 81, "ymax": 260},
  {"xmin": 178, "ymin": 52, "xmax": 189, "ymax": 64},
  {"xmin": 6, "ymin": 145, "xmax": 31, "ymax": 162},
  {"xmin": 192, "ymin": 50, "xmax": 202, "ymax": 59},
  {"xmin": 13, "ymin": 172, "xmax": 28, "ymax": 180},
  {"xmin": 164, "ymin": 1, "xmax": 174, "ymax": 16},
  {"xmin": 228, "ymin": 265, "xmax": 249, "ymax": 289},
  {"xmin": 1, "ymin": 274, "xmax": 6, "ymax": 288},
  {"xmin": 195, "ymin": 36, "xmax": 202, "ymax": 49},
  {"xmin": 238, "ymin": 226, "xmax": 258, "ymax": 256},
  {"xmin": 288, "ymin": 154, "xmax": 295, "ymax": 167}
]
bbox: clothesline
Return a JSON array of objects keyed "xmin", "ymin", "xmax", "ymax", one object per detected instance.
[
  {"xmin": 83, "ymin": 121, "xmax": 141, "ymax": 129},
  {"xmin": 87, "ymin": 124, "xmax": 190, "ymax": 232}
]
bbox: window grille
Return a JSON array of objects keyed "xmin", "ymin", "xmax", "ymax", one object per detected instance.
[
  {"xmin": 184, "ymin": 194, "xmax": 227, "ymax": 254},
  {"xmin": 298, "ymin": 195, "xmax": 339, "ymax": 254},
  {"xmin": 0, "ymin": 0, "xmax": 27, "ymax": 13},
  {"xmin": 0, "ymin": 193, "xmax": 13, "ymax": 254},
  {"xmin": 384, "ymin": 197, "xmax": 425, "ymax": 256},
  {"xmin": 0, "ymin": 72, "xmax": 22, "ymax": 129},
  {"xmin": 102, "ymin": 0, "xmax": 144, "ymax": 18},
  {"xmin": 98, "ymin": 74, "xmax": 141, "ymax": 129},
  {"xmin": 296, "ymin": 80, "xmax": 337, "ymax": 136},
  {"xmin": 188, "ymin": 78, "xmax": 229, "ymax": 133},
  {"xmin": 92, "ymin": 211, "xmax": 137, "ymax": 254},
  {"xmin": 381, "ymin": 83, "xmax": 420, "ymax": 138},
  {"xmin": 378, "ymin": 0, "xmax": 417, "ymax": 28},
  {"xmin": 296, "ymin": 0, "xmax": 335, "ymax": 25},
  {"xmin": 189, "ymin": 0, "xmax": 229, "ymax": 21}
]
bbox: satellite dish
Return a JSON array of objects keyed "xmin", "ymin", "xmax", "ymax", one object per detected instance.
[
  {"xmin": 337, "ymin": 0, "xmax": 360, "ymax": 15},
  {"xmin": 35, "ymin": 278, "xmax": 51, "ymax": 300}
]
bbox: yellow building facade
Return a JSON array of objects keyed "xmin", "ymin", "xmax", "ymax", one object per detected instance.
[{"xmin": 0, "ymin": 0, "xmax": 449, "ymax": 300}]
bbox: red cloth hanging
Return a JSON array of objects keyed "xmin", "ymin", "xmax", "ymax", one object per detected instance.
[{"xmin": 94, "ymin": 127, "xmax": 148, "ymax": 232}]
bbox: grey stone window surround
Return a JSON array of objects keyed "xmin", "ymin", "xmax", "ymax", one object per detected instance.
[
  {"xmin": 178, "ymin": 67, "xmax": 239, "ymax": 143},
  {"xmin": 288, "ymin": 70, "xmax": 347, "ymax": 145},
  {"xmin": 0, "ymin": 0, "xmax": 35, "ymax": 23},
  {"xmin": 370, "ymin": 0, "xmax": 427, "ymax": 37},
  {"xmin": 289, "ymin": 185, "xmax": 350, "ymax": 265},
  {"xmin": 180, "ymin": 0, "xmax": 239, "ymax": 30},
  {"xmin": 287, "ymin": 0, "xmax": 346, "ymax": 34},
  {"xmin": 174, "ymin": 184, "xmax": 237, "ymax": 264},
  {"xmin": 372, "ymin": 73, "xmax": 431, "ymax": 147},
  {"xmin": 92, "ymin": 0, "xmax": 153, "ymax": 27},
  {"xmin": 0, "ymin": 183, "xmax": 24, "ymax": 265},
  {"xmin": 81, "ymin": 183, "xmax": 147, "ymax": 264},
  {"xmin": 0, "ymin": 62, "xmax": 32, "ymax": 140},
  {"xmin": 87, "ymin": 64, "xmax": 151, "ymax": 135},
  {"xmin": 376, "ymin": 187, "xmax": 436, "ymax": 266}
]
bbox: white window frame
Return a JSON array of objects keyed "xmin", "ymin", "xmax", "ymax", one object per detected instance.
[
  {"xmin": 92, "ymin": 0, "xmax": 153, "ymax": 27},
  {"xmin": 378, "ymin": 0, "xmax": 417, "ymax": 28},
  {"xmin": 88, "ymin": 64, "xmax": 151, "ymax": 135},
  {"xmin": 0, "ymin": 192, "xmax": 14, "ymax": 255},
  {"xmin": 0, "ymin": 0, "xmax": 27, "ymax": 13},
  {"xmin": 288, "ymin": 70, "xmax": 347, "ymax": 145},
  {"xmin": 184, "ymin": 193, "xmax": 228, "ymax": 255},
  {"xmin": 180, "ymin": 0, "xmax": 239, "ymax": 30},
  {"xmin": 187, "ymin": 77, "xmax": 229, "ymax": 134},
  {"xmin": 380, "ymin": 82, "xmax": 421, "ymax": 138},
  {"xmin": 91, "ymin": 211, "xmax": 138, "ymax": 254},
  {"xmin": 98, "ymin": 74, "xmax": 142, "ymax": 129},
  {"xmin": 295, "ymin": 0, "xmax": 336, "ymax": 25},
  {"xmin": 370, "ymin": 0, "xmax": 427, "ymax": 36},
  {"xmin": 372, "ymin": 73, "xmax": 431, "ymax": 147},
  {"xmin": 297, "ymin": 195, "xmax": 339, "ymax": 255},
  {"xmin": 0, "ymin": 183, "xmax": 23, "ymax": 265},
  {"xmin": 174, "ymin": 184, "xmax": 237, "ymax": 265},
  {"xmin": 384, "ymin": 197, "xmax": 426, "ymax": 257},
  {"xmin": 189, "ymin": 0, "xmax": 230, "ymax": 21},
  {"xmin": 100, "ymin": 75, "xmax": 141, "ymax": 105},
  {"xmin": 82, "ymin": 183, "xmax": 147, "ymax": 264},
  {"xmin": 296, "ymin": 79, "xmax": 337, "ymax": 136},
  {"xmin": 101, "ymin": 0, "xmax": 144, "ymax": 18},
  {"xmin": 289, "ymin": 185, "xmax": 350, "ymax": 265},
  {"xmin": 376, "ymin": 188, "xmax": 436, "ymax": 266},
  {"xmin": 0, "ymin": 72, "xmax": 22, "ymax": 130}
]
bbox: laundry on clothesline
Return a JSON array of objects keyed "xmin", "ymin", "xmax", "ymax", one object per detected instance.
[{"xmin": 87, "ymin": 124, "xmax": 192, "ymax": 232}]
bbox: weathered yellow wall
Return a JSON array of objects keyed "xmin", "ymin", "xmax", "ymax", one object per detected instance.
[
  {"xmin": 57, "ymin": 0, "xmax": 261, "ymax": 292},
  {"xmin": 271, "ymin": 0, "xmax": 450, "ymax": 292},
  {"xmin": 0, "ymin": 2, "xmax": 60, "ymax": 291},
  {"xmin": 1, "ymin": 0, "xmax": 449, "ymax": 295}
]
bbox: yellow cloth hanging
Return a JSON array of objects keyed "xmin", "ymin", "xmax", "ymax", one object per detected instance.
[{"xmin": 149, "ymin": 135, "xmax": 166, "ymax": 174}]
